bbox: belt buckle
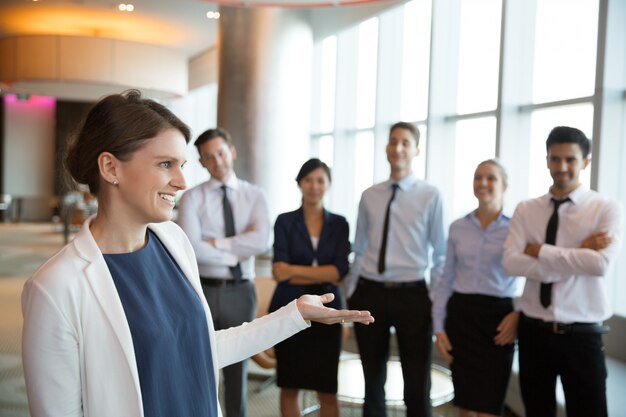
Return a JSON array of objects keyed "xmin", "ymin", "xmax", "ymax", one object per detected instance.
[
  {"xmin": 383, "ymin": 282, "xmax": 396, "ymax": 288},
  {"xmin": 552, "ymin": 322, "xmax": 567, "ymax": 334}
]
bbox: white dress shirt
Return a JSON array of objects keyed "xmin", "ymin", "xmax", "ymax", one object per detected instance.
[
  {"xmin": 346, "ymin": 172, "xmax": 447, "ymax": 297},
  {"xmin": 177, "ymin": 174, "xmax": 270, "ymax": 280},
  {"xmin": 503, "ymin": 185, "xmax": 623, "ymax": 323}
]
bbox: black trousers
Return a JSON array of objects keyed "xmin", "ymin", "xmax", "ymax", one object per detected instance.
[
  {"xmin": 518, "ymin": 313, "xmax": 608, "ymax": 417},
  {"xmin": 349, "ymin": 279, "xmax": 432, "ymax": 417}
]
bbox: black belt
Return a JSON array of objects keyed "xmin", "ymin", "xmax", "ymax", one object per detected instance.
[
  {"xmin": 358, "ymin": 276, "xmax": 425, "ymax": 289},
  {"xmin": 200, "ymin": 276, "xmax": 247, "ymax": 287},
  {"xmin": 522, "ymin": 314, "xmax": 610, "ymax": 334}
]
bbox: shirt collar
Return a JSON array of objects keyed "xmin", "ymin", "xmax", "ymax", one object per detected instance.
[
  {"xmin": 468, "ymin": 210, "xmax": 509, "ymax": 229},
  {"xmin": 208, "ymin": 173, "xmax": 239, "ymax": 191},
  {"xmin": 547, "ymin": 183, "xmax": 585, "ymax": 205},
  {"xmin": 390, "ymin": 172, "xmax": 418, "ymax": 191}
]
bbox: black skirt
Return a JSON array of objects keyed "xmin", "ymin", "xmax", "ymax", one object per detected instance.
[
  {"xmin": 270, "ymin": 282, "xmax": 343, "ymax": 393},
  {"xmin": 445, "ymin": 292, "xmax": 515, "ymax": 415}
]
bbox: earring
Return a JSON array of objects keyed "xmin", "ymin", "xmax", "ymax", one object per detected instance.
[{"xmin": 113, "ymin": 180, "xmax": 119, "ymax": 186}]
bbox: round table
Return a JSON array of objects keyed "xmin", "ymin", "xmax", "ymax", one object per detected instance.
[{"xmin": 337, "ymin": 356, "xmax": 454, "ymax": 410}]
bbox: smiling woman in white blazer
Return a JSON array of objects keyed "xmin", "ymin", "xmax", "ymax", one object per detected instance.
[{"xmin": 21, "ymin": 90, "xmax": 373, "ymax": 417}]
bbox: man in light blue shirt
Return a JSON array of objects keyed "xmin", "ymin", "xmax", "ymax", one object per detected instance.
[{"xmin": 347, "ymin": 122, "xmax": 446, "ymax": 417}]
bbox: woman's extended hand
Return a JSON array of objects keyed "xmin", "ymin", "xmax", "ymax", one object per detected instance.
[
  {"xmin": 493, "ymin": 311, "xmax": 519, "ymax": 346},
  {"xmin": 435, "ymin": 332, "xmax": 453, "ymax": 364},
  {"xmin": 296, "ymin": 293, "xmax": 374, "ymax": 325}
]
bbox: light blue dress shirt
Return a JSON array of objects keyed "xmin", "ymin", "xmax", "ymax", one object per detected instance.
[
  {"xmin": 432, "ymin": 211, "xmax": 517, "ymax": 333},
  {"xmin": 347, "ymin": 173, "xmax": 447, "ymax": 297}
]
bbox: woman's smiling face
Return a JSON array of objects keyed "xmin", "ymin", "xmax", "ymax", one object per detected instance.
[{"xmin": 114, "ymin": 128, "xmax": 188, "ymax": 225}]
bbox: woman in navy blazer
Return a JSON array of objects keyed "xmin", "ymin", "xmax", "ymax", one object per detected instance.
[{"xmin": 269, "ymin": 158, "xmax": 350, "ymax": 417}]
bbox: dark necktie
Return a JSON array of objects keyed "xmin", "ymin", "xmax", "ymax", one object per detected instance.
[
  {"xmin": 378, "ymin": 183, "xmax": 399, "ymax": 274},
  {"xmin": 540, "ymin": 197, "xmax": 571, "ymax": 308},
  {"xmin": 222, "ymin": 185, "xmax": 243, "ymax": 280}
]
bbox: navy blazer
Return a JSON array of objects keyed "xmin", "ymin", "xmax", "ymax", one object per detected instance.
[{"xmin": 269, "ymin": 207, "xmax": 350, "ymax": 312}]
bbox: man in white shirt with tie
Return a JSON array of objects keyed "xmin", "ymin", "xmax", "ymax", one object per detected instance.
[
  {"xmin": 347, "ymin": 122, "xmax": 446, "ymax": 417},
  {"xmin": 178, "ymin": 128, "xmax": 270, "ymax": 417},
  {"xmin": 503, "ymin": 126, "xmax": 623, "ymax": 417}
]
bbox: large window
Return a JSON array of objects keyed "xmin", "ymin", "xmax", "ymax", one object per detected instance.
[
  {"xmin": 401, "ymin": 0, "xmax": 431, "ymax": 122},
  {"xmin": 354, "ymin": 131, "xmax": 375, "ymax": 204},
  {"xmin": 309, "ymin": 0, "xmax": 625, "ymax": 318},
  {"xmin": 453, "ymin": 117, "xmax": 497, "ymax": 218},
  {"xmin": 532, "ymin": 0, "xmax": 599, "ymax": 104},
  {"xmin": 319, "ymin": 36, "xmax": 337, "ymax": 134},
  {"xmin": 356, "ymin": 18, "xmax": 378, "ymax": 130},
  {"xmin": 456, "ymin": 0, "xmax": 502, "ymax": 114}
]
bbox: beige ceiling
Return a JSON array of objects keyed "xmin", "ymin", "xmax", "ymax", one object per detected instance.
[
  {"xmin": 0, "ymin": 0, "xmax": 396, "ymax": 100},
  {"xmin": 0, "ymin": 0, "xmax": 219, "ymax": 58}
]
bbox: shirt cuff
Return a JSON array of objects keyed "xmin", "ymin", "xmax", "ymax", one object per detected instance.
[
  {"xmin": 286, "ymin": 299, "xmax": 311, "ymax": 329},
  {"xmin": 433, "ymin": 320, "xmax": 444, "ymax": 334},
  {"xmin": 214, "ymin": 237, "xmax": 232, "ymax": 252},
  {"xmin": 220, "ymin": 252, "xmax": 238, "ymax": 267},
  {"xmin": 537, "ymin": 243, "xmax": 559, "ymax": 259}
]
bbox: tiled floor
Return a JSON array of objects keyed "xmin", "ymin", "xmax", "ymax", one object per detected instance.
[
  {"xmin": 0, "ymin": 222, "xmax": 516, "ymax": 417},
  {"xmin": 0, "ymin": 223, "xmax": 64, "ymax": 417}
]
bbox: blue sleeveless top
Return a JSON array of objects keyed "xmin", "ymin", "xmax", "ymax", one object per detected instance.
[{"xmin": 104, "ymin": 230, "xmax": 218, "ymax": 417}]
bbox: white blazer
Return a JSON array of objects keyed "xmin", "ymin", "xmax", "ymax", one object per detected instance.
[{"xmin": 22, "ymin": 218, "xmax": 309, "ymax": 417}]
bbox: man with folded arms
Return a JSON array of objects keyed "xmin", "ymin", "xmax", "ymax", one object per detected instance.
[
  {"xmin": 503, "ymin": 126, "xmax": 623, "ymax": 417},
  {"xmin": 178, "ymin": 127, "xmax": 270, "ymax": 417},
  {"xmin": 347, "ymin": 122, "xmax": 446, "ymax": 417}
]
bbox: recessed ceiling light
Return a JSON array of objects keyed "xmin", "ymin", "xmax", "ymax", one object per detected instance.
[
  {"xmin": 206, "ymin": 11, "xmax": 220, "ymax": 19},
  {"xmin": 118, "ymin": 3, "xmax": 134, "ymax": 12}
]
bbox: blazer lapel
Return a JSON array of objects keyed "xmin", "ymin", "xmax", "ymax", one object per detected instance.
[
  {"xmin": 294, "ymin": 208, "xmax": 314, "ymax": 253},
  {"xmin": 73, "ymin": 219, "xmax": 142, "ymax": 404},
  {"xmin": 318, "ymin": 209, "xmax": 332, "ymax": 248}
]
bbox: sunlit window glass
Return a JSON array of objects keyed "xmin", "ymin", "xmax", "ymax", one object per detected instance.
[
  {"xmin": 453, "ymin": 117, "xmax": 497, "ymax": 219},
  {"xmin": 356, "ymin": 18, "xmax": 379, "ymax": 129},
  {"xmin": 411, "ymin": 124, "xmax": 427, "ymax": 180},
  {"xmin": 318, "ymin": 135, "xmax": 334, "ymax": 168},
  {"xmin": 401, "ymin": 0, "xmax": 432, "ymax": 122},
  {"xmin": 528, "ymin": 104, "xmax": 593, "ymax": 198},
  {"xmin": 320, "ymin": 36, "xmax": 337, "ymax": 133},
  {"xmin": 456, "ymin": 0, "xmax": 502, "ymax": 114},
  {"xmin": 354, "ymin": 131, "xmax": 375, "ymax": 203},
  {"xmin": 532, "ymin": 0, "xmax": 599, "ymax": 103}
]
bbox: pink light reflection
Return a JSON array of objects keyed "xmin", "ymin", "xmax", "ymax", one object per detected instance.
[{"xmin": 3, "ymin": 94, "xmax": 56, "ymax": 108}]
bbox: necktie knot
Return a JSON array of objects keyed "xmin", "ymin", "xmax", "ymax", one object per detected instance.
[
  {"xmin": 390, "ymin": 183, "xmax": 399, "ymax": 199},
  {"xmin": 551, "ymin": 197, "xmax": 571, "ymax": 210}
]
